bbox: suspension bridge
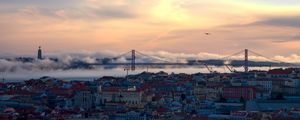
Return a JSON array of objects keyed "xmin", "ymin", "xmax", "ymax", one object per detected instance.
[{"xmin": 88, "ymin": 49, "xmax": 297, "ymax": 73}]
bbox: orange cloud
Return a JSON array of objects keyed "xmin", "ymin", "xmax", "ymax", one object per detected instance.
[{"xmin": 1, "ymin": 0, "xmax": 300, "ymax": 58}]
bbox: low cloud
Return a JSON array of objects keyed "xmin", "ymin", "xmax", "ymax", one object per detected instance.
[
  {"xmin": 273, "ymin": 54, "xmax": 300, "ymax": 63},
  {"xmin": 1, "ymin": 50, "xmax": 300, "ymax": 73}
]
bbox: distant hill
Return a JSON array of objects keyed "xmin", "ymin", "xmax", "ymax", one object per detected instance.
[{"xmin": 189, "ymin": 60, "xmax": 292, "ymax": 67}]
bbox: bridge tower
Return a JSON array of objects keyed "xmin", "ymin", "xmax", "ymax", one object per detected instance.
[
  {"xmin": 131, "ymin": 50, "xmax": 136, "ymax": 71},
  {"xmin": 244, "ymin": 49, "xmax": 249, "ymax": 73}
]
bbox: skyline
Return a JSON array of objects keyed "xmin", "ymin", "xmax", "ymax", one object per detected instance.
[
  {"xmin": 2, "ymin": 1, "xmax": 300, "ymax": 119},
  {"xmin": 1, "ymin": 0, "xmax": 300, "ymax": 58}
]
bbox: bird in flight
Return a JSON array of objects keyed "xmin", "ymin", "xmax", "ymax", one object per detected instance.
[{"xmin": 205, "ymin": 33, "xmax": 210, "ymax": 35}]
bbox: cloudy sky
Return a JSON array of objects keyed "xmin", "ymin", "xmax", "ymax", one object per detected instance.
[{"xmin": 1, "ymin": 0, "xmax": 300, "ymax": 58}]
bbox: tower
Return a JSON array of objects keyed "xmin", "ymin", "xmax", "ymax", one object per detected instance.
[{"xmin": 37, "ymin": 46, "xmax": 43, "ymax": 60}]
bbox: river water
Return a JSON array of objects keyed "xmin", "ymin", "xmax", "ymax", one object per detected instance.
[{"xmin": 1, "ymin": 66, "xmax": 282, "ymax": 83}]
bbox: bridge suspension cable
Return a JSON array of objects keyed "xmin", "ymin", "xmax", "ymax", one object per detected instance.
[
  {"xmin": 110, "ymin": 51, "xmax": 132, "ymax": 60},
  {"xmin": 135, "ymin": 51, "xmax": 171, "ymax": 63},
  {"xmin": 91, "ymin": 49, "xmax": 296, "ymax": 73},
  {"xmin": 219, "ymin": 50, "xmax": 245, "ymax": 61},
  {"xmin": 248, "ymin": 50, "xmax": 294, "ymax": 66}
]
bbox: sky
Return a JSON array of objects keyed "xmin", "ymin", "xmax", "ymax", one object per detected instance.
[{"xmin": 1, "ymin": 0, "xmax": 300, "ymax": 59}]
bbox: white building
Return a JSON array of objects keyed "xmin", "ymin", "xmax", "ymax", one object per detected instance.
[
  {"xmin": 266, "ymin": 69, "xmax": 294, "ymax": 78},
  {"xmin": 74, "ymin": 90, "xmax": 95, "ymax": 110},
  {"xmin": 98, "ymin": 86, "xmax": 144, "ymax": 108},
  {"xmin": 285, "ymin": 79, "xmax": 300, "ymax": 88},
  {"xmin": 248, "ymin": 79, "xmax": 272, "ymax": 91},
  {"xmin": 112, "ymin": 111, "xmax": 146, "ymax": 120}
]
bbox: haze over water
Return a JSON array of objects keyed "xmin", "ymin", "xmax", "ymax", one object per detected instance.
[{"xmin": 2, "ymin": 66, "xmax": 281, "ymax": 82}]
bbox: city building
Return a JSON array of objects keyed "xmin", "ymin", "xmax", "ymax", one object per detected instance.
[
  {"xmin": 223, "ymin": 86, "xmax": 256, "ymax": 101},
  {"xmin": 98, "ymin": 86, "xmax": 145, "ymax": 108},
  {"xmin": 1, "ymin": 69, "xmax": 300, "ymax": 119},
  {"xmin": 248, "ymin": 78, "xmax": 272, "ymax": 91},
  {"xmin": 74, "ymin": 90, "xmax": 95, "ymax": 110},
  {"xmin": 267, "ymin": 68, "xmax": 294, "ymax": 78}
]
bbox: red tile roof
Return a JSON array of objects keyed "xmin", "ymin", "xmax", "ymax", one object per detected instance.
[
  {"xmin": 156, "ymin": 107, "xmax": 168, "ymax": 113},
  {"xmin": 101, "ymin": 87, "xmax": 122, "ymax": 92},
  {"xmin": 267, "ymin": 69, "xmax": 293, "ymax": 75}
]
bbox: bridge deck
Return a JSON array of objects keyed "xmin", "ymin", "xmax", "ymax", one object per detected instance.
[{"xmin": 88, "ymin": 63, "xmax": 292, "ymax": 67}]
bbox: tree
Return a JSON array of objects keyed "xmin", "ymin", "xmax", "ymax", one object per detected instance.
[
  {"xmin": 181, "ymin": 94, "xmax": 186, "ymax": 101},
  {"xmin": 191, "ymin": 109, "xmax": 197, "ymax": 115},
  {"xmin": 219, "ymin": 95, "xmax": 227, "ymax": 102},
  {"xmin": 240, "ymin": 96, "xmax": 245, "ymax": 103},
  {"xmin": 276, "ymin": 93, "xmax": 284, "ymax": 100}
]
